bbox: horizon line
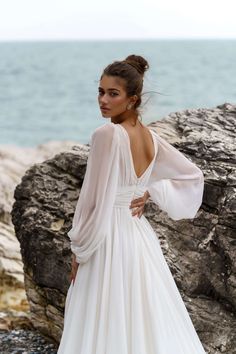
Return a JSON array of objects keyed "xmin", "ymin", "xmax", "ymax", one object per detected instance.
[{"xmin": 0, "ymin": 37, "xmax": 235, "ymax": 42}]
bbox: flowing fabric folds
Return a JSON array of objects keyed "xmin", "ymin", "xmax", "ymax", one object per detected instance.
[
  {"xmin": 67, "ymin": 123, "xmax": 120, "ymax": 264},
  {"xmin": 146, "ymin": 132, "xmax": 204, "ymax": 220},
  {"xmin": 57, "ymin": 123, "xmax": 207, "ymax": 354}
]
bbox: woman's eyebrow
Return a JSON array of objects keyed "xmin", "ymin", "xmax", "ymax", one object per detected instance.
[
  {"xmin": 108, "ymin": 88, "xmax": 120, "ymax": 91},
  {"xmin": 98, "ymin": 87, "xmax": 120, "ymax": 92}
]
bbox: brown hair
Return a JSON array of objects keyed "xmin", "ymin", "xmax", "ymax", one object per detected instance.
[{"xmin": 100, "ymin": 54, "xmax": 149, "ymax": 116}]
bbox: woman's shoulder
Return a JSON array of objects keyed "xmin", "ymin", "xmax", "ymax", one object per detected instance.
[
  {"xmin": 91, "ymin": 122, "xmax": 119, "ymax": 142},
  {"xmin": 147, "ymin": 125, "xmax": 158, "ymax": 134},
  {"xmin": 92, "ymin": 121, "xmax": 160, "ymax": 142},
  {"xmin": 146, "ymin": 126, "xmax": 161, "ymax": 146}
]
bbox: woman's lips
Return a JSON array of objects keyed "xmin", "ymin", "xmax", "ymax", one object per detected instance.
[{"xmin": 100, "ymin": 107, "xmax": 110, "ymax": 111}]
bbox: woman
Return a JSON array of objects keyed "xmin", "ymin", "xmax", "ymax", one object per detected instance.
[{"xmin": 57, "ymin": 55, "xmax": 206, "ymax": 353}]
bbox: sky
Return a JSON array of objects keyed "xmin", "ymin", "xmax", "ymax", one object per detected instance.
[{"xmin": 0, "ymin": 0, "xmax": 236, "ymax": 40}]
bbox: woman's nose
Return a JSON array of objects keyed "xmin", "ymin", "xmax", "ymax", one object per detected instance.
[{"xmin": 99, "ymin": 94, "xmax": 108, "ymax": 103}]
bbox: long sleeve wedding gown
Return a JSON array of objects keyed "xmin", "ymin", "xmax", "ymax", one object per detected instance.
[{"xmin": 57, "ymin": 121, "xmax": 206, "ymax": 354}]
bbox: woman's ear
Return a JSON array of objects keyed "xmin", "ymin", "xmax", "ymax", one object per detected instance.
[{"xmin": 131, "ymin": 95, "xmax": 138, "ymax": 105}]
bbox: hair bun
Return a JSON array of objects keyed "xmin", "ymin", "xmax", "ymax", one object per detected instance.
[{"xmin": 124, "ymin": 54, "xmax": 149, "ymax": 75}]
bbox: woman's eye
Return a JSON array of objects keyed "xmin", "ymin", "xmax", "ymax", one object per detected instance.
[{"xmin": 98, "ymin": 91, "xmax": 118, "ymax": 97}]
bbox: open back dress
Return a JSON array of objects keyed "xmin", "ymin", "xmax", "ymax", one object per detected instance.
[{"xmin": 57, "ymin": 121, "xmax": 206, "ymax": 354}]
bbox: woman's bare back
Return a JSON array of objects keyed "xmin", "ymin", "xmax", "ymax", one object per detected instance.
[{"xmin": 120, "ymin": 122, "xmax": 155, "ymax": 179}]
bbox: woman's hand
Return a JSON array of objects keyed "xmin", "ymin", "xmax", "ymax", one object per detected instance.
[
  {"xmin": 70, "ymin": 253, "xmax": 79, "ymax": 284},
  {"xmin": 129, "ymin": 190, "xmax": 150, "ymax": 218}
]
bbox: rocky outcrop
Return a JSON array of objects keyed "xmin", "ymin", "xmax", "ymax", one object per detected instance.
[
  {"xmin": 148, "ymin": 103, "xmax": 236, "ymax": 353},
  {"xmin": 0, "ymin": 141, "xmax": 78, "ymax": 313},
  {"xmin": 10, "ymin": 142, "xmax": 90, "ymax": 341},
  {"xmin": 11, "ymin": 103, "xmax": 236, "ymax": 353}
]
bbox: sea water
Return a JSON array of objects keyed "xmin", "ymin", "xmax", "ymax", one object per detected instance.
[{"xmin": 0, "ymin": 39, "xmax": 235, "ymax": 147}]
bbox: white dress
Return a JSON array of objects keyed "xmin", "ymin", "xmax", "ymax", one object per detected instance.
[{"xmin": 57, "ymin": 122, "xmax": 206, "ymax": 354}]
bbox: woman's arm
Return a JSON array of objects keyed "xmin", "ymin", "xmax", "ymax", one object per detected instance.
[
  {"xmin": 70, "ymin": 253, "xmax": 79, "ymax": 284},
  {"xmin": 67, "ymin": 123, "xmax": 120, "ymax": 264},
  {"xmin": 146, "ymin": 132, "xmax": 204, "ymax": 220}
]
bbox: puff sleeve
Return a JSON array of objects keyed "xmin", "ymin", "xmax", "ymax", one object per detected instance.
[
  {"xmin": 146, "ymin": 131, "xmax": 204, "ymax": 220},
  {"xmin": 67, "ymin": 123, "xmax": 120, "ymax": 264}
]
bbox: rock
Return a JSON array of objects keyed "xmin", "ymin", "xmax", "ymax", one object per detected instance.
[
  {"xmin": 0, "ymin": 140, "xmax": 80, "ymax": 225},
  {"xmin": 11, "ymin": 103, "xmax": 236, "ymax": 353},
  {"xmin": 0, "ymin": 309, "xmax": 33, "ymax": 331},
  {"xmin": 0, "ymin": 141, "xmax": 79, "ymax": 315},
  {"xmin": 0, "ymin": 222, "xmax": 23, "ymax": 286},
  {"xmin": 0, "ymin": 327, "xmax": 57, "ymax": 353}
]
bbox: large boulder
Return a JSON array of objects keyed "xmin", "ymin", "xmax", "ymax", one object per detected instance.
[
  {"xmin": 0, "ymin": 141, "xmax": 78, "ymax": 316},
  {"xmin": 11, "ymin": 103, "xmax": 236, "ymax": 353}
]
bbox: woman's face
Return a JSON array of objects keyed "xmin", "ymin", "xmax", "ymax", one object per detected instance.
[{"xmin": 98, "ymin": 75, "xmax": 133, "ymax": 118}]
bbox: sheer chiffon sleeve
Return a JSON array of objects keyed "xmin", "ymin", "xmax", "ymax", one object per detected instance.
[
  {"xmin": 67, "ymin": 123, "xmax": 120, "ymax": 264},
  {"xmin": 146, "ymin": 131, "xmax": 204, "ymax": 221}
]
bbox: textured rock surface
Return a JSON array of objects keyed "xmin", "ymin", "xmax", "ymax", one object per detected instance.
[
  {"xmin": 0, "ymin": 141, "xmax": 78, "ymax": 312},
  {"xmin": 11, "ymin": 142, "xmax": 90, "ymax": 342},
  {"xmin": 148, "ymin": 103, "xmax": 236, "ymax": 353},
  {"xmin": 11, "ymin": 103, "xmax": 236, "ymax": 353},
  {"xmin": 0, "ymin": 328, "xmax": 57, "ymax": 353}
]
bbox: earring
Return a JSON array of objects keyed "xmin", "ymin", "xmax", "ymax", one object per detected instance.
[{"xmin": 126, "ymin": 103, "xmax": 133, "ymax": 110}]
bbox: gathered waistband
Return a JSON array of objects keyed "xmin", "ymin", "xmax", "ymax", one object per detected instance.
[{"xmin": 113, "ymin": 185, "xmax": 147, "ymax": 208}]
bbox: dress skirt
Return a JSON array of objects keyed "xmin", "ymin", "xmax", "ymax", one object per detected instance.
[{"xmin": 57, "ymin": 185, "xmax": 206, "ymax": 354}]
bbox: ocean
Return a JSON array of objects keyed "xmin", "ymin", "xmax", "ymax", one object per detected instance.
[{"xmin": 0, "ymin": 39, "xmax": 235, "ymax": 147}]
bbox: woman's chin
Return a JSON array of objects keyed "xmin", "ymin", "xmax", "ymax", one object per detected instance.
[{"xmin": 101, "ymin": 111, "xmax": 111, "ymax": 117}]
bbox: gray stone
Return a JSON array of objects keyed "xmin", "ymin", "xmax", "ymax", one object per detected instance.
[{"xmin": 0, "ymin": 140, "xmax": 79, "ymax": 310}]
